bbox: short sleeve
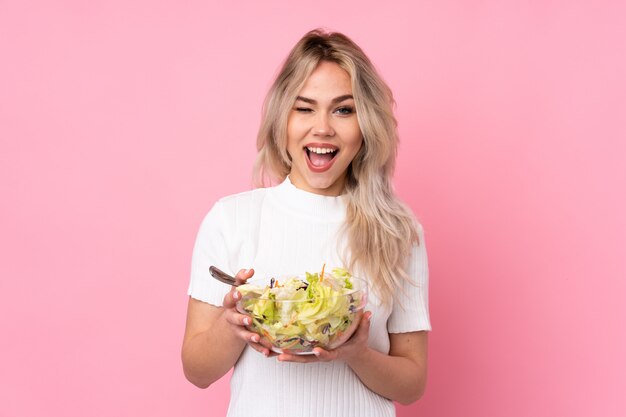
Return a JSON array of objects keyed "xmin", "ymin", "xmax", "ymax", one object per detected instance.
[
  {"xmin": 187, "ymin": 201, "xmax": 233, "ymax": 306},
  {"xmin": 387, "ymin": 224, "xmax": 432, "ymax": 333}
]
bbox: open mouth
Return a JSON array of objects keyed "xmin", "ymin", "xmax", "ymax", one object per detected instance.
[{"xmin": 304, "ymin": 145, "xmax": 339, "ymax": 172}]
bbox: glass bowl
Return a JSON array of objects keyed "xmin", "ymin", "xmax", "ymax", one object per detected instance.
[{"xmin": 235, "ymin": 274, "xmax": 368, "ymax": 355}]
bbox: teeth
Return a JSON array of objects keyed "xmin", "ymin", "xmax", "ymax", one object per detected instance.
[{"xmin": 307, "ymin": 146, "xmax": 336, "ymax": 154}]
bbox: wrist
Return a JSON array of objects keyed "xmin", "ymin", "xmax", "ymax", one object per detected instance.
[{"xmin": 344, "ymin": 345, "xmax": 373, "ymax": 369}]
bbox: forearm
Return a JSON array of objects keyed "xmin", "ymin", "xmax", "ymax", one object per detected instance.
[
  {"xmin": 182, "ymin": 308, "xmax": 246, "ymax": 388},
  {"xmin": 345, "ymin": 347, "xmax": 427, "ymax": 404}
]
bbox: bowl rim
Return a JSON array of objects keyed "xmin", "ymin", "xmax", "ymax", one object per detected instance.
[{"xmin": 236, "ymin": 274, "xmax": 368, "ymax": 302}]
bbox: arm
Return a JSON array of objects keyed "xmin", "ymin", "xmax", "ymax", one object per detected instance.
[
  {"xmin": 346, "ymin": 330, "xmax": 428, "ymax": 404},
  {"xmin": 182, "ymin": 269, "xmax": 271, "ymax": 388},
  {"xmin": 181, "ymin": 298, "xmax": 245, "ymax": 388},
  {"xmin": 277, "ymin": 313, "xmax": 428, "ymax": 404}
]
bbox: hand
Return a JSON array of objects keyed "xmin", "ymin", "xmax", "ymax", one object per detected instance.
[
  {"xmin": 221, "ymin": 268, "xmax": 274, "ymax": 357},
  {"xmin": 276, "ymin": 311, "xmax": 372, "ymax": 363}
]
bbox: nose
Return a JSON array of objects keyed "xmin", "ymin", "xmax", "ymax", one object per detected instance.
[{"xmin": 313, "ymin": 113, "xmax": 335, "ymax": 137}]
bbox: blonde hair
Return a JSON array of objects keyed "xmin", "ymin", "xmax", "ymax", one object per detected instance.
[{"xmin": 254, "ymin": 29, "xmax": 420, "ymax": 305}]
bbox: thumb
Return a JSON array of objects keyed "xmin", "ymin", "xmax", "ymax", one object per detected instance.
[
  {"xmin": 363, "ymin": 311, "xmax": 372, "ymax": 324},
  {"xmin": 360, "ymin": 311, "xmax": 372, "ymax": 333}
]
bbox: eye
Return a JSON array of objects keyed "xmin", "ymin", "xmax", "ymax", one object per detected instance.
[
  {"xmin": 295, "ymin": 107, "xmax": 313, "ymax": 113},
  {"xmin": 335, "ymin": 106, "xmax": 354, "ymax": 115}
]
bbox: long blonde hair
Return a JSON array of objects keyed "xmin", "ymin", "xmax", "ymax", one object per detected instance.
[{"xmin": 254, "ymin": 29, "xmax": 420, "ymax": 305}]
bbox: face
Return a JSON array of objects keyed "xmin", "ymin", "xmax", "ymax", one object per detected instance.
[{"xmin": 286, "ymin": 61, "xmax": 363, "ymax": 196}]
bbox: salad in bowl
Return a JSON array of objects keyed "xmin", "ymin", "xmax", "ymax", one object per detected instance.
[{"xmin": 235, "ymin": 267, "xmax": 368, "ymax": 355}]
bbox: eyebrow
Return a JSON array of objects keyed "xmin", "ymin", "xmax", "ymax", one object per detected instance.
[{"xmin": 295, "ymin": 94, "xmax": 354, "ymax": 105}]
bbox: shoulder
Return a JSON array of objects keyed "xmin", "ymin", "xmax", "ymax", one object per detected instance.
[
  {"xmin": 214, "ymin": 187, "xmax": 269, "ymax": 212},
  {"xmin": 415, "ymin": 220, "xmax": 425, "ymax": 244},
  {"xmin": 201, "ymin": 186, "xmax": 272, "ymax": 236},
  {"xmin": 192, "ymin": 188, "xmax": 267, "ymax": 263},
  {"xmin": 217, "ymin": 186, "xmax": 270, "ymax": 203}
]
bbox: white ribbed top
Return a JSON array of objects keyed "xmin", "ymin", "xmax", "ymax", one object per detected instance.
[{"xmin": 188, "ymin": 177, "xmax": 431, "ymax": 417}]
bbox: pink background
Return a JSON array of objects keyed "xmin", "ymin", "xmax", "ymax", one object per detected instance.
[{"xmin": 1, "ymin": 1, "xmax": 625, "ymax": 416}]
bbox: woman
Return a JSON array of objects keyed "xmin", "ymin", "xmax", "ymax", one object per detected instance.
[{"xmin": 182, "ymin": 29, "xmax": 431, "ymax": 417}]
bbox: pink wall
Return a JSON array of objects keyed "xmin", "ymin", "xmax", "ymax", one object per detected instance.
[{"xmin": 1, "ymin": 1, "xmax": 624, "ymax": 416}]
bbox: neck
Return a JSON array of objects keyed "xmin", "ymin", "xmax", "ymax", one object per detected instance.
[{"xmin": 287, "ymin": 174, "xmax": 346, "ymax": 197}]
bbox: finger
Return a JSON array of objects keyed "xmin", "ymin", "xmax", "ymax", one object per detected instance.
[
  {"xmin": 337, "ymin": 312, "xmax": 371, "ymax": 354},
  {"xmin": 223, "ymin": 268, "xmax": 255, "ymax": 307},
  {"xmin": 277, "ymin": 353, "xmax": 320, "ymax": 363},
  {"xmin": 311, "ymin": 347, "xmax": 338, "ymax": 362},
  {"xmin": 256, "ymin": 335, "xmax": 274, "ymax": 351},
  {"xmin": 352, "ymin": 311, "xmax": 372, "ymax": 341},
  {"xmin": 234, "ymin": 268, "xmax": 255, "ymax": 285},
  {"xmin": 223, "ymin": 288, "xmax": 239, "ymax": 308},
  {"xmin": 224, "ymin": 310, "xmax": 253, "ymax": 327},
  {"xmin": 357, "ymin": 311, "xmax": 372, "ymax": 333},
  {"xmin": 247, "ymin": 341, "xmax": 273, "ymax": 357},
  {"xmin": 233, "ymin": 327, "xmax": 264, "ymax": 346},
  {"xmin": 223, "ymin": 283, "xmax": 244, "ymax": 308}
]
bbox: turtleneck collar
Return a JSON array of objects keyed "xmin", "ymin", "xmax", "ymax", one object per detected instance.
[{"xmin": 267, "ymin": 176, "xmax": 348, "ymax": 222}]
